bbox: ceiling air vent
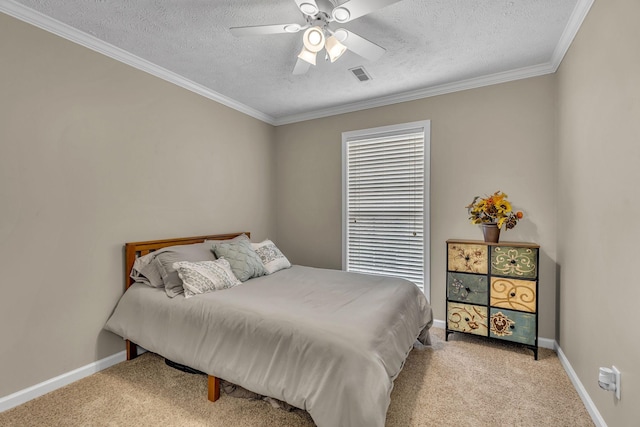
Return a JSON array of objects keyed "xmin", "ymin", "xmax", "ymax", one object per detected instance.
[{"xmin": 349, "ymin": 66, "xmax": 372, "ymax": 82}]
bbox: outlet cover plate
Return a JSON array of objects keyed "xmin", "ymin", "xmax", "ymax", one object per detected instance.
[{"xmin": 613, "ymin": 366, "xmax": 621, "ymax": 400}]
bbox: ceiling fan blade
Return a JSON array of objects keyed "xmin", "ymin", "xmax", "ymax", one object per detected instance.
[
  {"xmin": 331, "ymin": 0, "xmax": 403, "ymax": 23},
  {"xmin": 292, "ymin": 57, "xmax": 312, "ymax": 75},
  {"xmin": 230, "ymin": 23, "xmax": 305, "ymax": 36},
  {"xmin": 293, "ymin": 0, "xmax": 320, "ymax": 16},
  {"xmin": 338, "ymin": 29, "xmax": 386, "ymax": 62}
]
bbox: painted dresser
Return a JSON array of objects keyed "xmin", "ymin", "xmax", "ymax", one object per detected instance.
[{"xmin": 445, "ymin": 239, "xmax": 540, "ymax": 359}]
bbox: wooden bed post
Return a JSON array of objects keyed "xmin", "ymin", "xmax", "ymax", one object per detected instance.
[
  {"xmin": 126, "ymin": 339, "xmax": 138, "ymax": 360},
  {"xmin": 208, "ymin": 375, "xmax": 220, "ymax": 402}
]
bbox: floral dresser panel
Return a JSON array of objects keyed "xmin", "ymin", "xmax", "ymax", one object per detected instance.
[
  {"xmin": 489, "ymin": 308, "xmax": 536, "ymax": 346},
  {"xmin": 490, "ymin": 246, "xmax": 538, "ymax": 279},
  {"xmin": 447, "ymin": 272, "xmax": 488, "ymax": 305},
  {"xmin": 447, "ymin": 243, "xmax": 488, "ymax": 274}
]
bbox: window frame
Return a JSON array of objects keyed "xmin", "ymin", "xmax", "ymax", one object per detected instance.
[{"xmin": 341, "ymin": 120, "xmax": 431, "ymax": 297}]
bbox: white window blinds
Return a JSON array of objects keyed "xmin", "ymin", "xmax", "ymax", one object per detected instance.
[{"xmin": 342, "ymin": 122, "xmax": 429, "ymax": 291}]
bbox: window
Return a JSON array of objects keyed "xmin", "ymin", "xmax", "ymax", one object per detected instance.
[{"xmin": 342, "ymin": 121, "xmax": 430, "ymax": 294}]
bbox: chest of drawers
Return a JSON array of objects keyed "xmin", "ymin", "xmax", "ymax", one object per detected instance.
[{"xmin": 446, "ymin": 239, "xmax": 540, "ymax": 359}]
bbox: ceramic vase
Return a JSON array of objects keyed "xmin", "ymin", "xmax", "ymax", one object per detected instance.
[{"xmin": 481, "ymin": 223, "xmax": 500, "ymax": 243}]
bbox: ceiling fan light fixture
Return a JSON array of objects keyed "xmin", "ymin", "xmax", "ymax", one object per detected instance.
[
  {"xmin": 325, "ymin": 35, "xmax": 347, "ymax": 62},
  {"xmin": 284, "ymin": 24, "xmax": 302, "ymax": 33},
  {"xmin": 332, "ymin": 7, "xmax": 350, "ymax": 23},
  {"xmin": 303, "ymin": 26, "xmax": 325, "ymax": 53},
  {"xmin": 298, "ymin": 47, "xmax": 317, "ymax": 65},
  {"xmin": 333, "ymin": 28, "xmax": 349, "ymax": 43},
  {"xmin": 299, "ymin": 2, "xmax": 319, "ymax": 16}
]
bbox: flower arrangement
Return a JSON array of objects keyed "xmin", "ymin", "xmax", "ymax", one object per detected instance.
[{"xmin": 466, "ymin": 191, "xmax": 523, "ymax": 230}]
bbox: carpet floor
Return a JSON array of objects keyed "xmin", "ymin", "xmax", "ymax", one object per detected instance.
[{"xmin": 0, "ymin": 328, "xmax": 594, "ymax": 426}]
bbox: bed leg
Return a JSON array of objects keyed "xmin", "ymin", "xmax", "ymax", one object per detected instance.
[
  {"xmin": 126, "ymin": 340, "xmax": 138, "ymax": 360},
  {"xmin": 208, "ymin": 375, "xmax": 220, "ymax": 402}
]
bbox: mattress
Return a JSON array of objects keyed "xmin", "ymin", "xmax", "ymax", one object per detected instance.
[{"xmin": 105, "ymin": 265, "xmax": 432, "ymax": 427}]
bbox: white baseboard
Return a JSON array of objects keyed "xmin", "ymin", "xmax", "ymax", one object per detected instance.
[
  {"xmin": 0, "ymin": 351, "xmax": 126, "ymax": 413},
  {"xmin": 432, "ymin": 318, "xmax": 446, "ymax": 329},
  {"xmin": 2, "ymin": 329, "xmax": 604, "ymax": 427},
  {"xmin": 538, "ymin": 337, "xmax": 555, "ymax": 349},
  {"xmin": 0, "ymin": 345, "xmax": 148, "ymax": 413},
  {"xmin": 433, "ymin": 317, "xmax": 605, "ymax": 426},
  {"xmin": 431, "ymin": 318, "xmax": 554, "ymax": 349},
  {"xmin": 555, "ymin": 344, "xmax": 607, "ymax": 427}
]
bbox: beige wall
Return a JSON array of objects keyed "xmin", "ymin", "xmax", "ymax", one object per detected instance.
[
  {"xmin": 274, "ymin": 76, "xmax": 558, "ymax": 339},
  {"xmin": 556, "ymin": 0, "xmax": 640, "ymax": 423},
  {"xmin": 4, "ymin": 1, "xmax": 638, "ymax": 424},
  {"xmin": 0, "ymin": 14, "xmax": 276, "ymax": 396}
]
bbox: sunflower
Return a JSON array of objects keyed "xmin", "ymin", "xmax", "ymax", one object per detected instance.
[{"xmin": 466, "ymin": 191, "xmax": 523, "ymax": 230}]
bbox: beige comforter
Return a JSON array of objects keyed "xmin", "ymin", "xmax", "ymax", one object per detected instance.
[{"xmin": 105, "ymin": 265, "xmax": 432, "ymax": 427}]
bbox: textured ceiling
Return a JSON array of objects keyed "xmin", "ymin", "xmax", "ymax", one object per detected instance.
[{"xmin": 5, "ymin": 0, "xmax": 585, "ymax": 124}]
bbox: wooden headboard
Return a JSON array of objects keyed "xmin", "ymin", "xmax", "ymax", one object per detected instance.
[
  {"xmin": 124, "ymin": 232, "xmax": 250, "ymax": 290},
  {"xmin": 123, "ymin": 232, "xmax": 249, "ymax": 400}
]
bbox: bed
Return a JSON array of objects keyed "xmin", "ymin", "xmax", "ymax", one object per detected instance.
[{"xmin": 105, "ymin": 232, "xmax": 433, "ymax": 427}]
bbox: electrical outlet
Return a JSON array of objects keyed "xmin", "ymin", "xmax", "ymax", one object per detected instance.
[{"xmin": 599, "ymin": 366, "xmax": 621, "ymax": 400}]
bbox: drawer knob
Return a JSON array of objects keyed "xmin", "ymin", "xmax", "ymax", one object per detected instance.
[
  {"xmin": 510, "ymin": 325, "xmax": 515, "ymax": 329},
  {"xmin": 464, "ymin": 317, "xmax": 470, "ymax": 322},
  {"xmin": 510, "ymin": 292, "xmax": 516, "ymax": 297}
]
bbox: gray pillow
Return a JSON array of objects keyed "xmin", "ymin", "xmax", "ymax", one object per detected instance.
[
  {"xmin": 130, "ymin": 251, "xmax": 164, "ymax": 288},
  {"xmin": 212, "ymin": 238, "xmax": 266, "ymax": 282},
  {"xmin": 207, "ymin": 233, "xmax": 249, "ymax": 249},
  {"xmin": 209, "ymin": 233, "xmax": 250, "ymax": 259},
  {"xmin": 153, "ymin": 242, "xmax": 217, "ymax": 297}
]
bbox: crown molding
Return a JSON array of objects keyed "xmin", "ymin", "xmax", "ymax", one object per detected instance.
[
  {"xmin": 0, "ymin": 0, "xmax": 276, "ymax": 125},
  {"xmin": 274, "ymin": 62, "xmax": 556, "ymax": 125},
  {"xmin": 550, "ymin": 0, "xmax": 595, "ymax": 71},
  {"xmin": 275, "ymin": 0, "xmax": 594, "ymax": 125},
  {"xmin": 2, "ymin": 0, "xmax": 593, "ymax": 127}
]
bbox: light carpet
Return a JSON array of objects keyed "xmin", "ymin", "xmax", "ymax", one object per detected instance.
[{"xmin": 0, "ymin": 328, "xmax": 594, "ymax": 426}]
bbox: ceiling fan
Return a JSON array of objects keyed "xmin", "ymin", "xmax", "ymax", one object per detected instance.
[{"xmin": 230, "ymin": 0, "xmax": 403, "ymax": 75}]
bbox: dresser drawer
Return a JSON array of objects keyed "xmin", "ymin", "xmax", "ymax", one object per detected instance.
[
  {"xmin": 490, "ymin": 277, "xmax": 536, "ymax": 313},
  {"xmin": 447, "ymin": 302, "xmax": 488, "ymax": 336},
  {"xmin": 448, "ymin": 243, "xmax": 488, "ymax": 274},
  {"xmin": 491, "ymin": 246, "xmax": 538, "ymax": 279},
  {"xmin": 489, "ymin": 308, "xmax": 536, "ymax": 346},
  {"xmin": 447, "ymin": 272, "xmax": 488, "ymax": 305}
]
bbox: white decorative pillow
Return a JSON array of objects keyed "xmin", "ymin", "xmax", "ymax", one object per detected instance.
[
  {"xmin": 173, "ymin": 259, "xmax": 242, "ymax": 298},
  {"xmin": 251, "ymin": 240, "xmax": 291, "ymax": 275}
]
